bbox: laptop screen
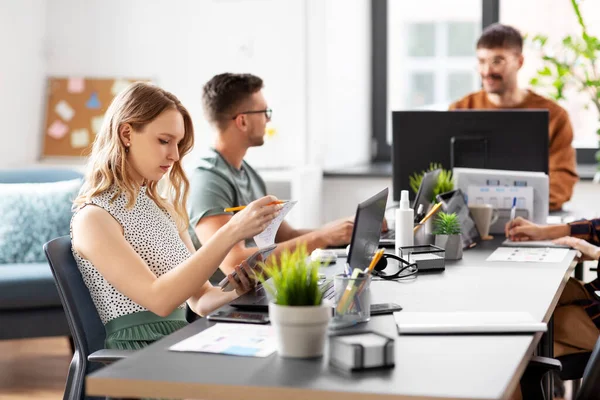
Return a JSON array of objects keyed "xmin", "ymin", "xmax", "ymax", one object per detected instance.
[{"xmin": 347, "ymin": 188, "xmax": 388, "ymax": 271}]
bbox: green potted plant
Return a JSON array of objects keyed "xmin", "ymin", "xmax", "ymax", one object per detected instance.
[
  {"xmin": 409, "ymin": 163, "xmax": 454, "ymax": 202},
  {"xmin": 528, "ymin": 0, "xmax": 600, "ymax": 173},
  {"xmin": 433, "ymin": 212, "xmax": 463, "ymax": 260},
  {"xmin": 258, "ymin": 244, "xmax": 330, "ymax": 358}
]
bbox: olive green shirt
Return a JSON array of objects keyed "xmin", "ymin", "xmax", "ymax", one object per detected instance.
[{"xmin": 187, "ymin": 148, "xmax": 267, "ymax": 251}]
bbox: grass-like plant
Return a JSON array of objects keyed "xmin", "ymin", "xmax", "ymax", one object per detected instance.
[
  {"xmin": 433, "ymin": 212, "xmax": 461, "ymax": 235},
  {"xmin": 409, "ymin": 163, "xmax": 454, "ymax": 202},
  {"xmin": 257, "ymin": 244, "xmax": 323, "ymax": 306}
]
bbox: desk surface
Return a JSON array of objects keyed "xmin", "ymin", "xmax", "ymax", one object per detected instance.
[{"xmin": 87, "ymin": 240, "xmax": 577, "ymax": 400}]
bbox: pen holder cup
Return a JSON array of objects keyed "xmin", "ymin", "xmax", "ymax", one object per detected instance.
[
  {"xmin": 333, "ymin": 274, "xmax": 371, "ymax": 324},
  {"xmin": 414, "ymin": 218, "xmax": 434, "ymax": 246}
]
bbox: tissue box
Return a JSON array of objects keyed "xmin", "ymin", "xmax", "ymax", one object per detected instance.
[{"xmin": 329, "ymin": 331, "xmax": 395, "ymax": 371}]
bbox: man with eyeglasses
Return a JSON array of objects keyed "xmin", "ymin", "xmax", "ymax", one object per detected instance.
[
  {"xmin": 450, "ymin": 23, "xmax": 578, "ymax": 211},
  {"xmin": 187, "ymin": 73, "xmax": 354, "ymax": 284}
]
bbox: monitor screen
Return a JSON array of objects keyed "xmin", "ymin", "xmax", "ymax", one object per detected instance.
[{"xmin": 391, "ymin": 110, "xmax": 549, "ymax": 201}]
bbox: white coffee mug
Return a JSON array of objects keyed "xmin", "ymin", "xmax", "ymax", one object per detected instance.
[{"xmin": 469, "ymin": 204, "xmax": 499, "ymax": 239}]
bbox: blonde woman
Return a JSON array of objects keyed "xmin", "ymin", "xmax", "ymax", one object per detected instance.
[{"xmin": 71, "ymin": 82, "xmax": 281, "ymax": 350}]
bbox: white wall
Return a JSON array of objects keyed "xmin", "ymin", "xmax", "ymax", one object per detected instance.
[
  {"xmin": 0, "ymin": 0, "xmax": 47, "ymax": 167},
  {"xmin": 0, "ymin": 0, "xmax": 371, "ymax": 173}
]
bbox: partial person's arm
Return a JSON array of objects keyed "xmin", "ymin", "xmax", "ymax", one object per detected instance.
[
  {"xmin": 569, "ymin": 219, "xmax": 600, "ymax": 246},
  {"xmin": 71, "ymin": 197, "xmax": 279, "ymax": 318},
  {"xmin": 178, "ymin": 228, "xmax": 254, "ymax": 316},
  {"xmin": 548, "ymin": 110, "xmax": 578, "ymax": 210},
  {"xmin": 195, "ymin": 216, "xmax": 353, "ymax": 276}
]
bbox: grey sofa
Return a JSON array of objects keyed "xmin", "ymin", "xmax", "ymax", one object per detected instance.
[{"xmin": 0, "ymin": 168, "xmax": 82, "ymax": 340}]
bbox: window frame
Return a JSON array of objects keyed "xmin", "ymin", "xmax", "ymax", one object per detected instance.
[{"xmin": 371, "ymin": 0, "xmax": 498, "ymax": 162}]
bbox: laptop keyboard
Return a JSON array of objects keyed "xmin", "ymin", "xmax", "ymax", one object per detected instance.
[{"xmin": 240, "ymin": 279, "xmax": 335, "ymax": 305}]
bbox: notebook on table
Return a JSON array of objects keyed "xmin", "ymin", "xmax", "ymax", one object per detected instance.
[{"xmin": 393, "ymin": 311, "xmax": 547, "ymax": 334}]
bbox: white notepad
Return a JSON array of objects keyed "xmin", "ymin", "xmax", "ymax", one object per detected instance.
[
  {"xmin": 393, "ymin": 311, "xmax": 547, "ymax": 334},
  {"xmin": 502, "ymin": 239, "xmax": 570, "ymax": 249}
]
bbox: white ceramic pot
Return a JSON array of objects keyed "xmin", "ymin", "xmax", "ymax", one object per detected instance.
[
  {"xmin": 434, "ymin": 234, "xmax": 463, "ymax": 260},
  {"xmin": 268, "ymin": 302, "xmax": 331, "ymax": 358}
]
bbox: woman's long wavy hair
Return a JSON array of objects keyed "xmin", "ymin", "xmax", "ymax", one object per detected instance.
[{"xmin": 74, "ymin": 82, "xmax": 194, "ymax": 231}]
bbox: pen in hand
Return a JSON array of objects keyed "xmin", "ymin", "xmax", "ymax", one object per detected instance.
[
  {"xmin": 224, "ymin": 200, "xmax": 286, "ymax": 213},
  {"xmin": 508, "ymin": 197, "xmax": 517, "ymax": 240}
]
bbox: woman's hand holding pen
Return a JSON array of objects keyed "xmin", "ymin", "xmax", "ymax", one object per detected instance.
[{"xmin": 227, "ymin": 196, "xmax": 282, "ymax": 241}]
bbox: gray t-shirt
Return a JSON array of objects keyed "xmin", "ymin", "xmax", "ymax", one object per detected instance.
[{"xmin": 187, "ymin": 148, "xmax": 267, "ymax": 251}]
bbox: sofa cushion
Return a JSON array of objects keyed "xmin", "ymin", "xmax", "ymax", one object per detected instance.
[
  {"xmin": 0, "ymin": 263, "xmax": 62, "ymax": 310},
  {"xmin": 0, "ymin": 178, "xmax": 81, "ymax": 264}
]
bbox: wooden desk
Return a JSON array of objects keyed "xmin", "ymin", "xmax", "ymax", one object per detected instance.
[{"xmin": 87, "ymin": 241, "xmax": 577, "ymax": 400}]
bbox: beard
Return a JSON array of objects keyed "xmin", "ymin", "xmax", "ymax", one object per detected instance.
[{"xmin": 482, "ymin": 74, "xmax": 506, "ymax": 95}]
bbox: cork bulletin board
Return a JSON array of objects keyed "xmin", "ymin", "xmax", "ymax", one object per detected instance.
[{"xmin": 42, "ymin": 77, "xmax": 148, "ymax": 158}]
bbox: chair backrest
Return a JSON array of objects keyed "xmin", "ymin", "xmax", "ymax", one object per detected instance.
[
  {"xmin": 0, "ymin": 168, "xmax": 83, "ymax": 184},
  {"xmin": 44, "ymin": 236, "xmax": 105, "ymax": 400},
  {"xmin": 577, "ymin": 334, "xmax": 600, "ymax": 400}
]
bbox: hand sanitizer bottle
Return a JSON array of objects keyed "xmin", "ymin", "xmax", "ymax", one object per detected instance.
[{"xmin": 395, "ymin": 190, "xmax": 414, "ymax": 256}]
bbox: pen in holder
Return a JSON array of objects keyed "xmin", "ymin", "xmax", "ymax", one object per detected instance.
[
  {"xmin": 414, "ymin": 218, "xmax": 435, "ymax": 246},
  {"xmin": 333, "ymin": 273, "xmax": 371, "ymax": 323}
]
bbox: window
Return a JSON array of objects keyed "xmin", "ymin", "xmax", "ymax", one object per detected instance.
[{"xmin": 372, "ymin": 0, "xmax": 500, "ymax": 161}]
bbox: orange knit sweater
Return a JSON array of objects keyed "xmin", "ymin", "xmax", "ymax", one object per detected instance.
[{"xmin": 450, "ymin": 90, "xmax": 578, "ymax": 211}]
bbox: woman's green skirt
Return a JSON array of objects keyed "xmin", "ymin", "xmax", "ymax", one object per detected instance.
[{"xmin": 104, "ymin": 308, "xmax": 188, "ymax": 350}]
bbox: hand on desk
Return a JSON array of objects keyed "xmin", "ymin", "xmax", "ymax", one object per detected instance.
[{"xmin": 553, "ymin": 237, "xmax": 600, "ymax": 261}]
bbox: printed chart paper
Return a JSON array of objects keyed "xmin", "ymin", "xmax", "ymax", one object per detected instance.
[
  {"xmin": 254, "ymin": 200, "xmax": 297, "ymax": 248},
  {"xmin": 486, "ymin": 247, "xmax": 569, "ymax": 263}
]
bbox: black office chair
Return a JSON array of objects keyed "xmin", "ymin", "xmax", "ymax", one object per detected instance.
[
  {"xmin": 521, "ymin": 335, "xmax": 600, "ymax": 400},
  {"xmin": 44, "ymin": 236, "xmax": 133, "ymax": 400}
]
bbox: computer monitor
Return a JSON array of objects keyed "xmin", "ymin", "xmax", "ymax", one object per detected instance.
[{"xmin": 391, "ymin": 110, "xmax": 549, "ymax": 201}]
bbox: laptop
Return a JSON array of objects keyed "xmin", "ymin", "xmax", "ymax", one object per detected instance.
[
  {"xmin": 380, "ymin": 169, "xmax": 440, "ymax": 246},
  {"xmin": 229, "ymin": 188, "xmax": 389, "ymax": 310}
]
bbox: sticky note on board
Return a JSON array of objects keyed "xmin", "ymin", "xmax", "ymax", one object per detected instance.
[
  {"xmin": 111, "ymin": 79, "xmax": 131, "ymax": 96},
  {"xmin": 47, "ymin": 120, "xmax": 69, "ymax": 140},
  {"xmin": 86, "ymin": 92, "xmax": 101, "ymax": 109},
  {"xmin": 55, "ymin": 100, "xmax": 75, "ymax": 121},
  {"xmin": 70, "ymin": 128, "xmax": 89, "ymax": 148},
  {"xmin": 91, "ymin": 115, "xmax": 104, "ymax": 134},
  {"xmin": 67, "ymin": 78, "xmax": 85, "ymax": 93}
]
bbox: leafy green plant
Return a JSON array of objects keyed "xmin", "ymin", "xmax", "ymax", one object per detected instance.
[
  {"xmin": 409, "ymin": 163, "xmax": 454, "ymax": 202},
  {"xmin": 433, "ymin": 212, "xmax": 462, "ymax": 235},
  {"xmin": 528, "ymin": 0, "xmax": 600, "ymax": 165},
  {"xmin": 257, "ymin": 244, "xmax": 323, "ymax": 306}
]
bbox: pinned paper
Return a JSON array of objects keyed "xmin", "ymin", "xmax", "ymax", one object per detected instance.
[
  {"xmin": 91, "ymin": 115, "xmax": 104, "ymax": 134},
  {"xmin": 55, "ymin": 100, "xmax": 75, "ymax": 121},
  {"xmin": 67, "ymin": 77, "xmax": 85, "ymax": 93},
  {"xmin": 70, "ymin": 128, "xmax": 90, "ymax": 148},
  {"xmin": 86, "ymin": 92, "xmax": 101, "ymax": 109},
  {"xmin": 47, "ymin": 120, "xmax": 69, "ymax": 140},
  {"xmin": 111, "ymin": 79, "xmax": 131, "ymax": 96},
  {"xmin": 265, "ymin": 124, "xmax": 277, "ymax": 138}
]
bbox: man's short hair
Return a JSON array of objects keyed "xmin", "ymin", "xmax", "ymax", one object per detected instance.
[
  {"xmin": 477, "ymin": 23, "xmax": 523, "ymax": 53},
  {"xmin": 202, "ymin": 73, "xmax": 264, "ymax": 129}
]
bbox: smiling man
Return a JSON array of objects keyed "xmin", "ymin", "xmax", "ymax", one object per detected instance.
[{"xmin": 450, "ymin": 23, "xmax": 578, "ymax": 211}]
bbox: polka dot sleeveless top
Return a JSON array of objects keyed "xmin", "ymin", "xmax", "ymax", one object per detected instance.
[{"xmin": 71, "ymin": 186, "xmax": 191, "ymax": 325}]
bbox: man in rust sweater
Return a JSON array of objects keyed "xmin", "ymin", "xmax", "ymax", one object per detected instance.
[{"xmin": 450, "ymin": 24, "xmax": 578, "ymax": 211}]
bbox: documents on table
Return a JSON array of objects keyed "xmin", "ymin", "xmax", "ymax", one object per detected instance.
[
  {"xmin": 169, "ymin": 323, "xmax": 276, "ymax": 357},
  {"xmin": 486, "ymin": 247, "xmax": 569, "ymax": 263},
  {"xmin": 501, "ymin": 239, "xmax": 570, "ymax": 248}
]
